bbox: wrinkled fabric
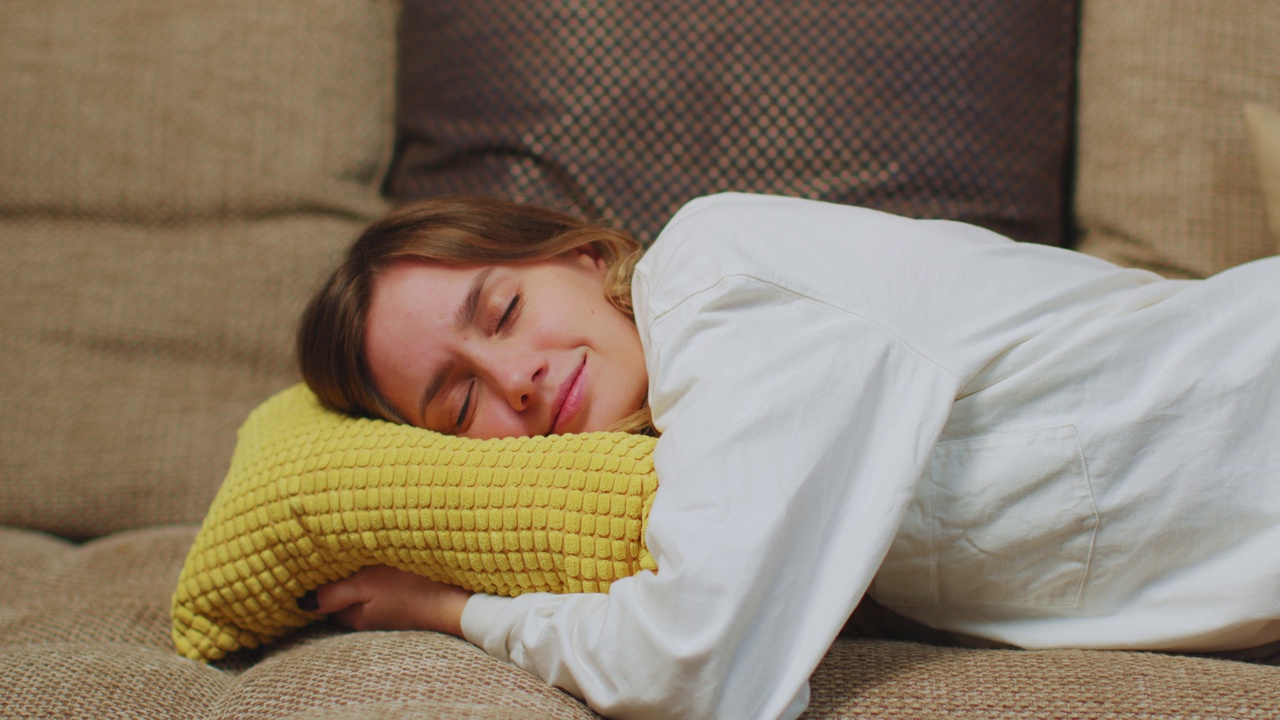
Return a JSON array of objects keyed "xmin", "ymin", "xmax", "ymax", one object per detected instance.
[{"xmin": 463, "ymin": 193, "xmax": 1280, "ymax": 719}]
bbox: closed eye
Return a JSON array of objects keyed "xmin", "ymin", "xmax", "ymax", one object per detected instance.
[
  {"xmin": 494, "ymin": 293, "xmax": 522, "ymax": 333},
  {"xmin": 455, "ymin": 379, "xmax": 476, "ymax": 430}
]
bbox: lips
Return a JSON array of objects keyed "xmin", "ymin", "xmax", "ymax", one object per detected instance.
[{"xmin": 549, "ymin": 356, "xmax": 587, "ymax": 435}]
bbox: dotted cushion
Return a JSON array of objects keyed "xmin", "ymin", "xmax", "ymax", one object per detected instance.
[
  {"xmin": 171, "ymin": 384, "xmax": 658, "ymax": 661},
  {"xmin": 391, "ymin": 0, "xmax": 1078, "ymax": 247}
]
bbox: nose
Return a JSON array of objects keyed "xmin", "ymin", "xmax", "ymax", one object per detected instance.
[{"xmin": 483, "ymin": 350, "xmax": 545, "ymax": 412}]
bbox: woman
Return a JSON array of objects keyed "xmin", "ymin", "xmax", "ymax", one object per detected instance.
[{"xmin": 297, "ymin": 193, "xmax": 1280, "ymax": 720}]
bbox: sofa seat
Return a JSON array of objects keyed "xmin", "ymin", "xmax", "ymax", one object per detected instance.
[{"xmin": 4, "ymin": 524, "xmax": 1278, "ymax": 718}]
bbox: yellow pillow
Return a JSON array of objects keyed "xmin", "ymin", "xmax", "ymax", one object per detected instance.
[{"xmin": 171, "ymin": 384, "xmax": 659, "ymax": 661}]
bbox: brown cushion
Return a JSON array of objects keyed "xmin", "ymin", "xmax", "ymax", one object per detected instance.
[
  {"xmin": 1075, "ymin": 0, "xmax": 1280, "ymax": 278},
  {"xmin": 0, "ymin": 643, "xmax": 230, "ymax": 720},
  {"xmin": 807, "ymin": 638, "xmax": 1280, "ymax": 717},
  {"xmin": 209, "ymin": 633, "xmax": 602, "ymax": 720},
  {"xmin": 4, "ymin": 525, "xmax": 1280, "ymax": 718},
  {"xmin": 0, "ymin": 0, "xmax": 395, "ymax": 221},
  {"xmin": 0, "ymin": 526, "xmax": 193, "ymax": 651},
  {"xmin": 0, "ymin": 0, "xmax": 398, "ymax": 538},
  {"xmin": 0, "ymin": 524, "xmax": 603, "ymax": 719},
  {"xmin": 390, "ymin": 0, "xmax": 1078, "ymax": 246},
  {"xmin": 0, "ymin": 217, "xmax": 370, "ymax": 539}
]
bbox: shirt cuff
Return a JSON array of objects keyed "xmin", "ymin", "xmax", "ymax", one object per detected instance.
[{"xmin": 460, "ymin": 593, "xmax": 514, "ymax": 651}]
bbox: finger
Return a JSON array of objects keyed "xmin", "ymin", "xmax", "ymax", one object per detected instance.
[
  {"xmin": 329, "ymin": 603, "xmax": 374, "ymax": 631},
  {"xmin": 312, "ymin": 576, "xmax": 372, "ymax": 615}
]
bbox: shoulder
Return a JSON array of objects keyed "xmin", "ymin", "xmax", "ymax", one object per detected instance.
[
  {"xmin": 646, "ymin": 192, "xmax": 897, "ymax": 251},
  {"xmin": 632, "ymin": 193, "xmax": 927, "ymax": 317},
  {"xmin": 639, "ymin": 192, "xmax": 935, "ymax": 273},
  {"xmin": 632, "ymin": 194, "xmax": 775, "ymax": 321}
]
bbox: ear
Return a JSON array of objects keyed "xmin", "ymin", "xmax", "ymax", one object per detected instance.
[{"xmin": 567, "ymin": 244, "xmax": 607, "ymax": 274}]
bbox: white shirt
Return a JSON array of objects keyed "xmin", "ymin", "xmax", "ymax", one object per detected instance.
[{"xmin": 462, "ymin": 193, "xmax": 1280, "ymax": 719}]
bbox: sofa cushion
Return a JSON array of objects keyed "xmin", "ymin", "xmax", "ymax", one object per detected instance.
[
  {"xmin": 0, "ymin": 0, "xmax": 398, "ymax": 540},
  {"xmin": 207, "ymin": 632, "xmax": 601, "ymax": 720},
  {"xmin": 0, "ymin": 527, "xmax": 600, "ymax": 720},
  {"xmin": 0, "ymin": 525, "xmax": 195, "ymax": 651},
  {"xmin": 1075, "ymin": 0, "xmax": 1280, "ymax": 278},
  {"xmin": 0, "ymin": 643, "xmax": 231, "ymax": 720},
  {"xmin": 807, "ymin": 638, "xmax": 1280, "ymax": 718},
  {"xmin": 0, "ymin": 0, "xmax": 394, "ymax": 221},
  {"xmin": 4, "ymin": 525, "xmax": 1280, "ymax": 719},
  {"xmin": 389, "ymin": 0, "xmax": 1078, "ymax": 247},
  {"xmin": 0, "ymin": 217, "xmax": 370, "ymax": 538}
]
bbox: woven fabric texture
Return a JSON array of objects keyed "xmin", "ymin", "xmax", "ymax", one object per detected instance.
[
  {"xmin": 0, "ymin": 525, "xmax": 600, "ymax": 719},
  {"xmin": 203, "ymin": 632, "xmax": 601, "ymax": 720},
  {"xmin": 0, "ymin": 0, "xmax": 394, "ymax": 222},
  {"xmin": 391, "ymin": 0, "xmax": 1077, "ymax": 247},
  {"xmin": 0, "ymin": 217, "xmax": 376, "ymax": 539},
  {"xmin": 172, "ymin": 385, "xmax": 659, "ymax": 662},
  {"xmin": 0, "ymin": 526, "xmax": 192, "ymax": 651},
  {"xmin": 0, "ymin": 643, "xmax": 232, "ymax": 720},
  {"xmin": 805, "ymin": 639, "xmax": 1280, "ymax": 719},
  {"xmin": 1246, "ymin": 104, "xmax": 1280, "ymax": 244},
  {"xmin": 0, "ymin": 0, "xmax": 396, "ymax": 540},
  {"xmin": 5, "ymin": 524, "xmax": 1280, "ymax": 718},
  {"xmin": 1075, "ymin": 0, "xmax": 1280, "ymax": 278}
]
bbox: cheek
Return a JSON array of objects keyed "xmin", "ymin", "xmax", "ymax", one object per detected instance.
[{"xmin": 604, "ymin": 313, "xmax": 645, "ymax": 375}]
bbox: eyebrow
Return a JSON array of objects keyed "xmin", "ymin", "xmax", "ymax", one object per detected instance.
[
  {"xmin": 456, "ymin": 267, "xmax": 494, "ymax": 331},
  {"xmin": 417, "ymin": 268, "xmax": 493, "ymax": 424}
]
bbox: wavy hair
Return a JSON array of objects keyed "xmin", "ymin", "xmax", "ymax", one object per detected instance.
[{"xmin": 296, "ymin": 196, "xmax": 654, "ymax": 435}]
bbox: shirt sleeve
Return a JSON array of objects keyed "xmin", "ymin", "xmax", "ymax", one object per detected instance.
[{"xmin": 460, "ymin": 197, "xmax": 961, "ymax": 720}]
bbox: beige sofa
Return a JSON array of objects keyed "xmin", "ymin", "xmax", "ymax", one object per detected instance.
[{"xmin": 3, "ymin": 1, "xmax": 1279, "ymax": 718}]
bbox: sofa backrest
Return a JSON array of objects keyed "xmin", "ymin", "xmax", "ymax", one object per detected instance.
[
  {"xmin": 1075, "ymin": 0, "xmax": 1280, "ymax": 278},
  {"xmin": 0, "ymin": 0, "xmax": 396, "ymax": 539},
  {"xmin": 16, "ymin": 0, "xmax": 1274, "ymax": 542}
]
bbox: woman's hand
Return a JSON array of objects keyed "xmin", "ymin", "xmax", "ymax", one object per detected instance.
[{"xmin": 303, "ymin": 566, "xmax": 473, "ymax": 638}]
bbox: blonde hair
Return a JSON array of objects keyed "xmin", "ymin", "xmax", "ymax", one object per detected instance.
[{"xmin": 297, "ymin": 196, "xmax": 655, "ymax": 435}]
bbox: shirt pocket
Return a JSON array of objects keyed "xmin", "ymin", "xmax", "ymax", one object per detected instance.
[{"xmin": 875, "ymin": 425, "xmax": 1099, "ymax": 608}]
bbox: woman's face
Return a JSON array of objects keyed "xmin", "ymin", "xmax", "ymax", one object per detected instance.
[{"xmin": 363, "ymin": 250, "xmax": 648, "ymax": 439}]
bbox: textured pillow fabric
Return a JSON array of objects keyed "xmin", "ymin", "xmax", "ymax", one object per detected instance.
[
  {"xmin": 172, "ymin": 385, "xmax": 658, "ymax": 662},
  {"xmin": 1245, "ymin": 104, "xmax": 1280, "ymax": 245},
  {"xmin": 1075, "ymin": 0, "xmax": 1280, "ymax": 278},
  {"xmin": 390, "ymin": 0, "xmax": 1078, "ymax": 246}
]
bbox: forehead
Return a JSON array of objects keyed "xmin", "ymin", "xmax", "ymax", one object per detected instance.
[
  {"xmin": 373, "ymin": 259, "xmax": 476, "ymax": 305},
  {"xmin": 363, "ymin": 260, "xmax": 477, "ymax": 357}
]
